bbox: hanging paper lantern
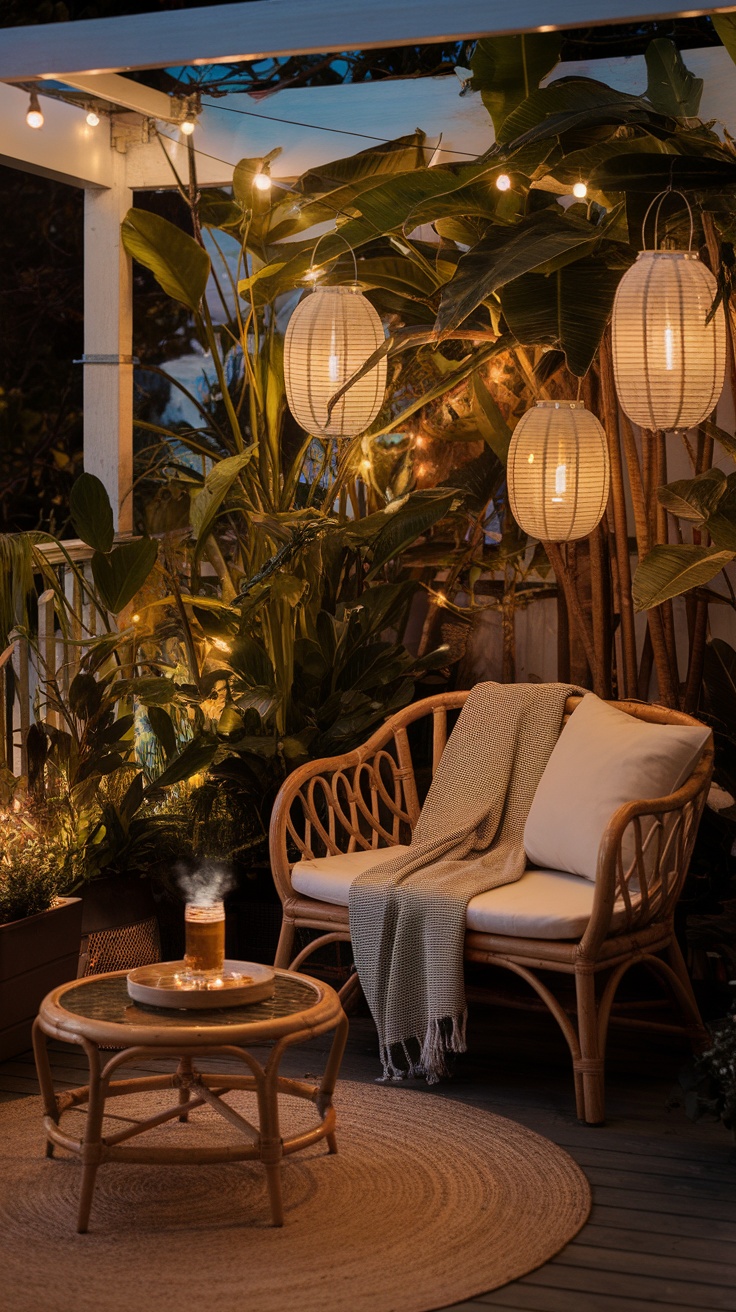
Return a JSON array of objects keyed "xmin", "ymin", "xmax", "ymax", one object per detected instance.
[
  {"xmin": 507, "ymin": 401, "xmax": 610, "ymax": 542},
  {"xmin": 611, "ymin": 251, "xmax": 726, "ymax": 430},
  {"xmin": 284, "ymin": 285, "xmax": 387, "ymax": 439}
]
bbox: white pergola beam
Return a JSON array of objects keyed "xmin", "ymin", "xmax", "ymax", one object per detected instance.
[
  {"xmin": 1, "ymin": 0, "xmax": 735, "ymax": 80},
  {"xmin": 45, "ymin": 72, "xmax": 177, "ymax": 122},
  {"xmin": 0, "ymin": 81, "xmax": 113, "ymax": 187}
]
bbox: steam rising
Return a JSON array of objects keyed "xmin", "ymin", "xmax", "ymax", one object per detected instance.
[{"xmin": 176, "ymin": 861, "xmax": 234, "ymax": 907}]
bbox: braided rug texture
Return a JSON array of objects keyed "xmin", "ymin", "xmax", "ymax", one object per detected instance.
[
  {"xmin": 0, "ymin": 1080, "xmax": 590, "ymax": 1312},
  {"xmin": 349, "ymin": 681, "xmax": 580, "ymax": 1081}
]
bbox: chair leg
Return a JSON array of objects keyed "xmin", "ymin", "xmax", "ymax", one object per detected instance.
[
  {"xmin": 574, "ymin": 969, "xmax": 606, "ymax": 1126},
  {"xmin": 274, "ymin": 915, "xmax": 296, "ymax": 969}
]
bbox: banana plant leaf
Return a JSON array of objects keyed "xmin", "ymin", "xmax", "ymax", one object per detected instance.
[
  {"xmin": 443, "ymin": 445, "xmax": 506, "ymax": 511},
  {"xmin": 121, "ymin": 209, "xmax": 210, "ymax": 313},
  {"xmin": 145, "ymin": 733, "xmax": 219, "ymax": 792},
  {"xmin": 656, "ymin": 469, "xmax": 727, "ymax": 523},
  {"xmin": 591, "ymin": 153, "xmax": 736, "ymax": 192},
  {"xmin": 366, "ymin": 489, "xmax": 460, "ymax": 578},
  {"xmin": 644, "ymin": 38, "xmax": 703, "ymax": 119},
  {"xmin": 472, "ymin": 373, "xmax": 513, "ymax": 464},
  {"xmin": 500, "ymin": 250, "xmax": 633, "ymax": 376},
  {"xmin": 470, "ymin": 33, "xmax": 562, "ymax": 137},
  {"xmin": 498, "ymin": 77, "xmax": 672, "ymax": 148},
  {"xmin": 434, "ymin": 208, "xmax": 609, "ymax": 339},
  {"xmin": 702, "ymin": 421, "xmax": 736, "ymax": 465},
  {"xmin": 632, "ymin": 544, "xmax": 733, "ymax": 611}
]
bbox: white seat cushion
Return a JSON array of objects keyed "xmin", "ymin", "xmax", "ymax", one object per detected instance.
[{"xmin": 291, "ymin": 847, "xmax": 631, "ymax": 940}]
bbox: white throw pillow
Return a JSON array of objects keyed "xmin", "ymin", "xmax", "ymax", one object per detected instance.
[{"xmin": 523, "ymin": 693, "xmax": 709, "ymax": 882}]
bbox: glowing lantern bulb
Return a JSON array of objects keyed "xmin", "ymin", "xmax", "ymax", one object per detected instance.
[
  {"xmin": 573, "ymin": 181, "xmax": 588, "ymax": 199},
  {"xmin": 86, "ymin": 108, "xmax": 100, "ymax": 127},
  {"xmin": 254, "ymin": 172, "xmax": 272, "ymax": 192},
  {"xmin": 26, "ymin": 92, "xmax": 44, "ymax": 129},
  {"xmin": 496, "ymin": 173, "xmax": 511, "ymax": 192}
]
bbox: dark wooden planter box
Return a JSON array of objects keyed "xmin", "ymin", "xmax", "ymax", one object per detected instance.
[{"xmin": 0, "ymin": 896, "xmax": 83, "ymax": 1060}]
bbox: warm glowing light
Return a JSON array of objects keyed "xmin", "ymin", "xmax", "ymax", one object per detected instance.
[
  {"xmin": 572, "ymin": 181, "xmax": 588, "ymax": 199},
  {"xmin": 26, "ymin": 92, "xmax": 44, "ymax": 129},
  {"xmin": 496, "ymin": 174, "xmax": 511, "ymax": 192},
  {"xmin": 131, "ymin": 613, "xmax": 141, "ymax": 624},
  {"xmin": 416, "ymin": 462, "xmax": 427, "ymax": 477},
  {"xmin": 86, "ymin": 108, "xmax": 100, "ymax": 127},
  {"xmin": 434, "ymin": 591, "xmax": 447, "ymax": 607},
  {"xmin": 181, "ymin": 116, "xmax": 196, "ymax": 136},
  {"xmin": 211, "ymin": 637, "xmax": 232, "ymax": 654},
  {"xmin": 414, "ymin": 434, "xmax": 426, "ymax": 449},
  {"xmin": 254, "ymin": 171, "xmax": 272, "ymax": 192}
]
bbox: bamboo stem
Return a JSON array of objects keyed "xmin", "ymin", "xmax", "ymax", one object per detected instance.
[
  {"xmin": 543, "ymin": 540, "xmax": 598, "ymax": 684},
  {"xmin": 598, "ymin": 334, "xmax": 638, "ymax": 698}
]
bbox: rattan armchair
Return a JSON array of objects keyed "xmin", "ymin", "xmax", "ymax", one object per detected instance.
[{"xmin": 269, "ymin": 692, "xmax": 713, "ymax": 1124}]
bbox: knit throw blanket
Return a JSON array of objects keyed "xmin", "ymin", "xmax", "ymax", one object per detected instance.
[{"xmin": 348, "ymin": 681, "xmax": 579, "ymax": 1083}]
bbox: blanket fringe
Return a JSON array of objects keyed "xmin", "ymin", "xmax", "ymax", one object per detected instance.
[{"xmin": 378, "ymin": 1010, "xmax": 469, "ymax": 1085}]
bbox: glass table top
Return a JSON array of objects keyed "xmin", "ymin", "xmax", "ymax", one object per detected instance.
[{"xmin": 60, "ymin": 972, "xmax": 318, "ymax": 1029}]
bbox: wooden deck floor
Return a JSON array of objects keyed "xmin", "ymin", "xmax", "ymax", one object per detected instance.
[{"xmin": 2, "ymin": 1000, "xmax": 734, "ymax": 1311}]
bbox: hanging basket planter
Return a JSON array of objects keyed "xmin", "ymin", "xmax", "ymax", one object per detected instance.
[
  {"xmin": 507, "ymin": 400, "xmax": 610, "ymax": 543},
  {"xmin": 611, "ymin": 191, "xmax": 726, "ymax": 430}
]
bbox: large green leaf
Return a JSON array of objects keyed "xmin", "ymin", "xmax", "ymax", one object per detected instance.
[
  {"xmin": 701, "ymin": 420, "xmax": 736, "ymax": 464},
  {"xmin": 703, "ymin": 636, "xmax": 736, "ymax": 733},
  {"xmin": 191, "ymin": 447, "xmax": 256, "ymax": 547},
  {"xmin": 146, "ymin": 705, "xmax": 177, "ymax": 760},
  {"xmin": 713, "ymin": 14, "xmax": 736, "ymax": 67},
  {"xmin": 500, "ymin": 253, "xmax": 629, "ymax": 376},
  {"xmin": 591, "ymin": 152, "xmax": 736, "ymax": 192},
  {"xmin": 147, "ymin": 733, "xmax": 218, "ymax": 791},
  {"xmin": 122, "ymin": 209, "xmax": 210, "ymax": 313},
  {"xmin": 434, "ymin": 209, "xmax": 605, "ymax": 339},
  {"xmin": 470, "ymin": 34, "xmax": 562, "ymax": 137},
  {"xmin": 645, "ymin": 38, "xmax": 703, "ymax": 119},
  {"xmin": 366, "ymin": 489, "xmax": 459, "ymax": 578},
  {"xmin": 498, "ymin": 78, "xmax": 667, "ymax": 147},
  {"xmin": 69, "ymin": 473, "xmax": 114, "ymax": 553},
  {"xmin": 632, "ymin": 545, "xmax": 733, "ymax": 611},
  {"xmin": 472, "ymin": 373, "xmax": 512, "ymax": 464},
  {"xmin": 656, "ymin": 468, "xmax": 727, "ymax": 523},
  {"xmin": 91, "ymin": 538, "xmax": 158, "ymax": 614}
]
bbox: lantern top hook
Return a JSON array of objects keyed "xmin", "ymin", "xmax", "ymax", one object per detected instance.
[
  {"xmin": 641, "ymin": 188, "xmax": 695, "ymax": 253},
  {"xmin": 307, "ymin": 231, "xmax": 359, "ymax": 288}
]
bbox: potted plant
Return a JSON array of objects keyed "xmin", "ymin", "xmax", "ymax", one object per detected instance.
[{"xmin": 0, "ymin": 805, "xmax": 82, "ymax": 1060}]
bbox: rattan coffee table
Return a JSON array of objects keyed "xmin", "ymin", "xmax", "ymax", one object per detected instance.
[{"xmin": 32, "ymin": 967, "xmax": 348, "ymax": 1233}]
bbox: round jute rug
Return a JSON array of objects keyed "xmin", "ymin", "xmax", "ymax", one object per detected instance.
[{"xmin": 0, "ymin": 1081, "xmax": 590, "ymax": 1312}]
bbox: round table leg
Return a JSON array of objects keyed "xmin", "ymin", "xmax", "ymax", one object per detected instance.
[
  {"xmin": 320, "ymin": 1011, "xmax": 349, "ymax": 1154},
  {"xmin": 254, "ymin": 1063, "xmax": 284, "ymax": 1227},
  {"xmin": 77, "ymin": 1040, "xmax": 106, "ymax": 1234},
  {"xmin": 32, "ymin": 1017, "xmax": 58, "ymax": 1159},
  {"xmin": 176, "ymin": 1055, "xmax": 193, "ymax": 1122}
]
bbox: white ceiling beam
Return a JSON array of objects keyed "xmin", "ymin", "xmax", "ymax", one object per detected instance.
[
  {"xmin": 1, "ymin": 0, "xmax": 736, "ymax": 80},
  {"xmin": 43, "ymin": 72, "xmax": 178, "ymax": 122},
  {"xmin": 0, "ymin": 81, "xmax": 113, "ymax": 187}
]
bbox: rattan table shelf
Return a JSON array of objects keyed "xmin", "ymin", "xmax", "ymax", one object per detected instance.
[{"xmin": 32, "ymin": 967, "xmax": 348, "ymax": 1233}]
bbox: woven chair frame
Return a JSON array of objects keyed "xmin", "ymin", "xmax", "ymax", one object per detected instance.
[{"xmin": 269, "ymin": 692, "xmax": 714, "ymax": 1124}]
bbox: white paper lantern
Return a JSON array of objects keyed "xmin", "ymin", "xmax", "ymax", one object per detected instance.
[
  {"xmin": 611, "ymin": 251, "xmax": 726, "ymax": 430},
  {"xmin": 284, "ymin": 285, "xmax": 387, "ymax": 439},
  {"xmin": 507, "ymin": 401, "xmax": 610, "ymax": 542}
]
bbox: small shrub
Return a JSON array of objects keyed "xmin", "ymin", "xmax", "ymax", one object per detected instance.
[{"xmin": 0, "ymin": 810, "xmax": 64, "ymax": 925}]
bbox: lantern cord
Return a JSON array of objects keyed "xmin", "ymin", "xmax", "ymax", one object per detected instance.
[
  {"xmin": 641, "ymin": 188, "xmax": 694, "ymax": 253},
  {"xmin": 309, "ymin": 230, "xmax": 359, "ymax": 286}
]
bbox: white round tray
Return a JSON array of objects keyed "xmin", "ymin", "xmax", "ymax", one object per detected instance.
[{"xmin": 126, "ymin": 960, "xmax": 275, "ymax": 1010}]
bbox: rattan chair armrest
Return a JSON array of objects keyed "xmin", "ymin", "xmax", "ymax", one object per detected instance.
[{"xmin": 578, "ymin": 739, "xmax": 714, "ymax": 958}]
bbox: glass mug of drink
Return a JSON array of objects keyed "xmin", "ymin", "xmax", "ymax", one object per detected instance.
[{"xmin": 184, "ymin": 901, "xmax": 225, "ymax": 980}]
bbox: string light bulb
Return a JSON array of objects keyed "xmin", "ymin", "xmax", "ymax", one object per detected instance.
[
  {"xmin": 254, "ymin": 170, "xmax": 272, "ymax": 192},
  {"xmin": 26, "ymin": 91, "xmax": 44, "ymax": 130},
  {"xmin": 86, "ymin": 107, "xmax": 100, "ymax": 127},
  {"xmin": 496, "ymin": 173, "xmax": 511, "ymax": 192},
  {"xmin": 180, "ymin": 113, "xmax": 196, "ymax": 136},
  {"xmin": 573, "ymin": 181, "xmax": 588, "ymax": 199}
]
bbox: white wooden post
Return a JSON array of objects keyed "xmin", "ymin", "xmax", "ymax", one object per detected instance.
[{"xmin": 82, "ymin": 147, "xmax": 134, "ymax": 534}]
